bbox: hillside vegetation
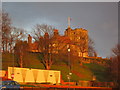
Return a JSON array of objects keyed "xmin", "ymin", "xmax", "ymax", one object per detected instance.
[{"xmin": 2, "ymin": 52, "xmax": 111, "ymax": 82}]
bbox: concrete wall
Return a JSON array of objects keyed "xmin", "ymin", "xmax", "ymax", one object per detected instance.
[
  {"xmin": 0, "ymin": 70, "xmax": 6, "ymax": 77},
  {"xmin": 8, "ymin": 67, "xmax": 61, "ymax": 84}
]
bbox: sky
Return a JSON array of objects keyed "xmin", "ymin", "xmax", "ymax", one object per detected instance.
[{"xmin": 2, "ymin": 2, "xmax": 118, "ymax": 58}]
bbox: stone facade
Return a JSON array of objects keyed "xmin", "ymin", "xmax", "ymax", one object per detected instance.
[
  {"xmin": 65, "ymin": 27, "xmax": 88, "ymax": 57},
  {"xmin": 28, "ymin": 27, "xmax": 88, "ymax": 57}
]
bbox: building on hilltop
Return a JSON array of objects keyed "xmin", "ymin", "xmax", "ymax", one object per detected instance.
[
  {"xmin": 27, "ymin": 17, "xmax": 89, "ymax": 57},
  {"xmin": 27, "ymin": 26, "xmax": 88, "ymax": 57},
  {"xmin": 65, "ymin": 27, "xmax": 88, "ymax": 57}
]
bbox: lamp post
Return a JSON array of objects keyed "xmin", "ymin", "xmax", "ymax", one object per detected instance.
[
  {"xmin": 67, "ymin": 72, "xmax": 72, "ymax": 85},
  {"xmin": 92, "ymin": 75, "xmax": 96, "ymax": 81},
  {"xmin": 11, "ymin": 50, "xmax": 14, "ymax": 80},
  {"xmin": 67, "ymin": 45, "xmax": 72, "ymax": 85},
  {"xmin": 92, "ymin": 75, "xmax": 96, "ymax": 87},
  {"xmin": 67, "ymin": 45, "xmax": 71, "ymax": 71}
]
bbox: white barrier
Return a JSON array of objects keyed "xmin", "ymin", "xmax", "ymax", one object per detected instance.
[{"xmin": 8, "ymin": 67, "xmax": 61, "ymax": 84}]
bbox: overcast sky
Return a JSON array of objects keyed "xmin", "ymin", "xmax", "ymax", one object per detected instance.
[{"xmin": 2, "ymin": 2, "xmax": 118, "ymax": 58}]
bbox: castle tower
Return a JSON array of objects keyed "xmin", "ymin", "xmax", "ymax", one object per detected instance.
[
  {"xmin": 64, "ymin": 28, "xmax": 73, "ymax": 40},
  {"xmin": 64, "ymin": 27, "xmax": 89, "ymax": 57}
]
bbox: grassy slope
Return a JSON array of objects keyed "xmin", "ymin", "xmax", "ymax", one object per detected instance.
[
  {"xmin": 83, "ymin": 63, "xmax": 111, "ymax": 82},
  {"xmin": 2, "ymin": 53, "xmax": 111, "ymax": 82},
  {"xmin": 2, "ymin": 53, "xmax": 14, "ymax": 70}
]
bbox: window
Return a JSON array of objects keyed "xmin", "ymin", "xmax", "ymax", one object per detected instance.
[{"xmin": 50, "ymin": 75, "xmax": 52, "ymax": 77}]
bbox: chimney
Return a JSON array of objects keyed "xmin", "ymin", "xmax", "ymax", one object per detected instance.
[
  {"xmin": 44, "ymin": 32, "xmax": 49, "ymax": 39},
  {"xmin": 54, "ymin": 29, "xmax": 59, "ymax": 37},
  {"xmin": 28, "ymin": 34, "xmax": 32, "ymax": 44}
]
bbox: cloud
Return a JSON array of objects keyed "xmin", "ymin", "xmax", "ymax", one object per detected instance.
[{"xmin": 2, "ymin": 2, "xmax": 118, "ymax": 57}]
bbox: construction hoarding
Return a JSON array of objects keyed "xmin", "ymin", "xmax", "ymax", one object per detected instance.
[{"xmin": 8, "ymin": 67, "xmax": 61, "ymax": 84}]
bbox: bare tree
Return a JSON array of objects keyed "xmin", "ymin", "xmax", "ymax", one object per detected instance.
[
  {"xmin": 110, "ymin": 44, "xmax": 120, "ymax": 87},
  {"xmin": 112, "ymin": 44, "xmax": 120, "ymax": 56},
  {"xmin": 32, "ymin": 24, "xmax": 54, "ymax": 70},
  {"xmin": 88, "ymin": 37, "xmax": 96, "ymax": 57},
  {"xmin": 2, "ymin": 11, "xmax": 11, "ymax": 52},
  {"xmin": 14, "ymin": 40, "xmax": 29, "ymax": 68},
  {"xmin": 33, "ymin": 24, "xmax": 54, "ymax": 41},
  {"xmin": 1, "ymin": 11, "xmax": 26, "ymax": 53},
  {"xmin": 8, "ymin": 27, "xmax": 26, "ymax": 53}
]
